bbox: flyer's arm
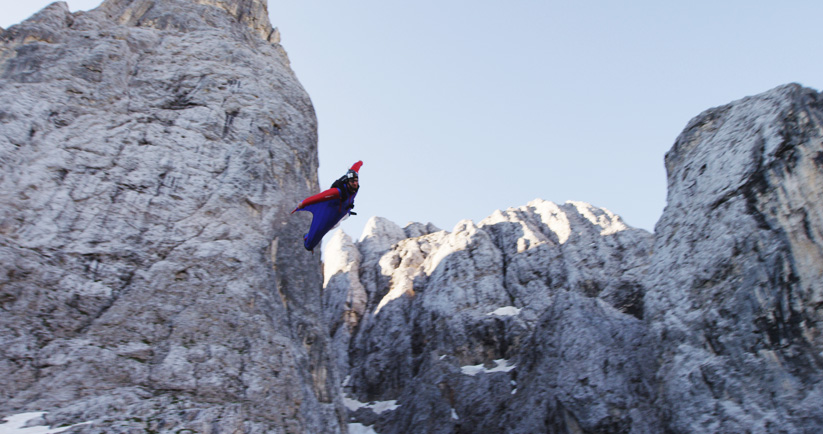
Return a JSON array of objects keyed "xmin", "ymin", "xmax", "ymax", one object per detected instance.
[{"xmin": 291, "ymin": 188, "xmax": 341, "ymax": 213}]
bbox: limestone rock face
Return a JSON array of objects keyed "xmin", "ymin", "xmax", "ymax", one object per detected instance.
[
  {"xmin": 326, "ymin": 84, "xmax": 823, "ymax": 434},
  {"xmin": 0, "ymin": 1, "xmax": 344, "ymax": 432},
  {"xmin": 324, "ymin": 202, "xmax": 656, "ymax": 433},
  {"xmin": 646, "ymin": 83, "xmax": 823, "ymax": 433}
]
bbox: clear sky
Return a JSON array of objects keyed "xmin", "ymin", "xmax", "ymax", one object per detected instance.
[{"xmin": 4, "ymin": 1, "xmax": 823, "ymax": 247}]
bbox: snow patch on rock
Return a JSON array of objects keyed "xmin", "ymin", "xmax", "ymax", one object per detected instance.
[{"xmin": 461, "ymin": 359, "xmax": 516, "ymax": 376}]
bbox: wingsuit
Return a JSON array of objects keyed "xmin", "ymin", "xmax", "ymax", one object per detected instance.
[{"xmin": 292, "ymin": 161, "xmax": 362, "ymax": 251}]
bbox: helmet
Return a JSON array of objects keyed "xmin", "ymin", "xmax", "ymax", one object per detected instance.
[{"xmin": 346, "ymin": 169, "xmax": 358, "ymax": 180}]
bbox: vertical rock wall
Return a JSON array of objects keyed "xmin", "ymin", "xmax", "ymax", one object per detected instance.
[
  {"xmin": 646, "ymin": 83, "xmax": 823, "ymax": 433},
  {"xmin": 0, "ymin": 1, "xmax": 344, "ymax": 432}
]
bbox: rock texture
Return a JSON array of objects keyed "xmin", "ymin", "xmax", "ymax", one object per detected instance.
[
  {"xmin": 3, "ymin": 3, "xmax": 822, "ymax": 432},
  {"xmin": 646, "ymin": 83, "xmax": 823, "ymax": 433},
  {"xmin": 0, "ymin": 1, "xmax": 345, "ymax": 432},
  {"xmin": 325, "ymin": 84, "xmax": 823, "ymax": 434},
  {"xmin": 325, "ymin": 202, "xmax": 657, "ymax": 433}
]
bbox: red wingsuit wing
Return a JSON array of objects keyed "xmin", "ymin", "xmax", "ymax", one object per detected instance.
[
  {"xmin": 291, "ymin": 187, "xmax": 341, "ymax": 213},
  {"xmin": 350, "ymin": 160, "xmax": 363, "ymax": 173}
]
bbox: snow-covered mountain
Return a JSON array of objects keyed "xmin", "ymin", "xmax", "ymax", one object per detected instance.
[{"xmin": 325, "ymin": 84, "xmax": 823, "ymax": 434}]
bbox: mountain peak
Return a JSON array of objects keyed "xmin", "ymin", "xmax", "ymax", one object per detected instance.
[{"xmin": 98, "ymin": 0, "xmax": 277, "ymax": 42}]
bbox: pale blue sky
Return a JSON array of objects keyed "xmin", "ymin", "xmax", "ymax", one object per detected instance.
[{"xmin": 4, "ymin": 1, "xmax": 823, "ymax": 245}]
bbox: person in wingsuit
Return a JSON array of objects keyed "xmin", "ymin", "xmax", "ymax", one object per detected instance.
[{"xmin": 292, "ymin": 161, "xmax": 362, "ymax": 251}]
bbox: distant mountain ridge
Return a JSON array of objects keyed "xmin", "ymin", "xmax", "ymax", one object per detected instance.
[{"xmin": 324, "ymin": 200, "xmax": 656, "ymax": 433}]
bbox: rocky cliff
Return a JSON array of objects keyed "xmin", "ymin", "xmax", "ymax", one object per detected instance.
[
  {"xmin": 646, "ymin": 84, "xmax": 823, "ymax": 433},
  {"xmin": 326, "ymin": 202, "xmax": 657, "ymax": 433},
  {"xmin": 2, "ymin": 2, "xmax": 822, "ymax": 433},
  {"xmin": 0, "ymin": 1, "xmax": 345, "ymax": 432},
  {"xmin": 326, "ymin": 84, "xmax": 823, "ymax": 434}
]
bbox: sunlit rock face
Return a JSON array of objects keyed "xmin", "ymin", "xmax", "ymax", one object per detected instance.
[
  {"xmin": 0, "ymin": 1, "xmax": 345, "ymax": 432},
  {"xmin": 646, "ymin": 83, "xmax": 823, "ymax": 433},
  {"xmin": 326, "ymin": 84, "xmax": 823, "ymax": 434},
  {"xmin": 324, "ymin": 203, "xmax": 656, "ymax": 433}
]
